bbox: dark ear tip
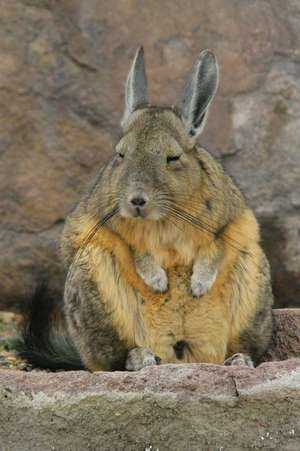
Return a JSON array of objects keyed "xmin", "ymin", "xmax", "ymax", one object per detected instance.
[
  {"xmin": 199, "ymin": 49, "xmax": 217, "ymax": 64},
  {"xmin": 136, "ymin": 46, "xmax": 144, "ymax": 58}
]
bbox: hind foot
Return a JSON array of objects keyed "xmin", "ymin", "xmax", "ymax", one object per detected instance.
[
  {"xmin": 224, "ymin": 353, "xmax": 254, "ymax": 368},
  {"xmin": 125, "ymin": 347, "xmax": 161, "ymax": 371}
]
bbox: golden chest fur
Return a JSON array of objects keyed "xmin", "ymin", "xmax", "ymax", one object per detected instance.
[{"xmin": 73, "ymin": 209, "xmax": 262, "ymax": 365}]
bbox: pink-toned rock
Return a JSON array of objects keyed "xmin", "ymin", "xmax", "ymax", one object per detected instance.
[
  {"xmin": 0, "ymin": 309, "xmax": 299, "ymax": 450},
  {"xmin": 0, "ymin": 360, "xmax": 299, "ymax": 450}
]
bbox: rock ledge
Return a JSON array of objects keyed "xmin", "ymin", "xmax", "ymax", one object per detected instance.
[{"xmin": 0, "ymin": 309, "xmax": 299, "ymax": 451}]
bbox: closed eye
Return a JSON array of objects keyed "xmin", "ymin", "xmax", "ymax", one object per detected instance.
[{"xmin": 167, "ymin": 155, "xmax": 181, "ymax": 163}]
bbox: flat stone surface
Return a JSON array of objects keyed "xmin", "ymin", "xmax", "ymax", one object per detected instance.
[
  {"xmin": 0, "ymin": 0, "xmax": 299, "ymax": 310},
  {"xmin": 0, "ymin": 360, "xmax": 299, "ymax": 451},
  {"xmin": 0, "ymin": 309, "xmax": 299, "ymax": 450}
]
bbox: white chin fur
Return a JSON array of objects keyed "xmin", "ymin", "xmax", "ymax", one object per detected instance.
[{"xmin": 119, "ymin": 206, "xmax": 163, "ymax": 220}]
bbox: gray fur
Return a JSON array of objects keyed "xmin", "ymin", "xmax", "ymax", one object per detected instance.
[
  {"xmin": 235, "ymin": 252, "xmax": 274, "ymax": 365},
  {"xmin": 177, "ymin": 49, "xmax": 219, "ymax": 138},
  {"xmin": 64, "ymin": 259, "xmax": 128, "ymax": 371},
  {"xmin": 122, "ymin": 46, "xmax": 148, "ymax": 127}
]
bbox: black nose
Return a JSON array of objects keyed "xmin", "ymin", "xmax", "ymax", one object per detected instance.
[{"xmin": 130, "ymin": 196, "xmax": 147, "ymax": 207}]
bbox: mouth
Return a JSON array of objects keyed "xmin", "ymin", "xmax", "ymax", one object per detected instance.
[
  {"xmin": 119, "ymin": 202, "xmax": 164, "ymax": 221},
  {"xmin": 134, "ymin": 207, "xmax": 148, "ymax": 218},
  {"xmin": 129, "ymin": 206, "xmax": 146, "ymax": 218}
]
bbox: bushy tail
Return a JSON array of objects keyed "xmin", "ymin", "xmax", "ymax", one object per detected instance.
[{"xmin": 16, "ymin": 284, "xmax": 84, "ymax": 371}]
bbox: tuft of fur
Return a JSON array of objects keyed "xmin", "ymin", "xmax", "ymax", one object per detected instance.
[{"xmin": 16, "ymin": 284, "xmax": 83, "ymax": 371}]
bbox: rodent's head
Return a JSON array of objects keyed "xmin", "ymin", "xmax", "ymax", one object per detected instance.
[{"xmin": 104, "ymin": 47, "xmax": 219, "ymax": 222}]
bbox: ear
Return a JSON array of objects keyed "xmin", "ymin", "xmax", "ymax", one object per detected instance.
[
  {"xmin": 177, "ymin": 50, "xmax": 219, "ymax": 140},
  {"xmin": 121, "ymin": 46, "xmax": 148, "ymax": 127}
]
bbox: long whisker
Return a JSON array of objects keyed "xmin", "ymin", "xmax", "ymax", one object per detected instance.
[
  {"xmin": 156, "ymin": 192, "xmax": 258, "ymax": 248},
  {"xmin": 158, "ymin": 205, "xmax": 185, "ymax": 233},
  {"xmin": 164, "ymin": 205, "xmax": 252, "ymax": 256},
  {"xmin": 157, "ymin": 193, "xmax": 241, "ymax": 217},
  {"xmin": 74, "ymin": 206, "xmax": 120, "ymax": 262},
  {"xmin": 160, "ymin": 191, "xmax": 246, "ymax": 220}
]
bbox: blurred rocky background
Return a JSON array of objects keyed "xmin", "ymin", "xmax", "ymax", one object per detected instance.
[{"xmin": 0, "ymin": 0, "xmax": 299, "ymax": 310}]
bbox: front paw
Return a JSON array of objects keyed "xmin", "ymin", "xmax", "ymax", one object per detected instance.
[
  {"xmin": 125, "ymin": 347, "xmax": 161, "ymax": 371},
  {"xmin": 191, "ymin": 270, "xmax": 217, "ymax": 297},
  {"xmin": 137, "ymin": 266, "xmax": 168, "ymax": 292},
  {"xmin": 147, "ymin": 267, "xmax": 168, "ymax": 292}
]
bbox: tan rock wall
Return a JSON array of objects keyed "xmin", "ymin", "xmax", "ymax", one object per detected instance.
[{"xmin": 0, "ymin": 0, "xmax": 299, "ymax": 309}]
